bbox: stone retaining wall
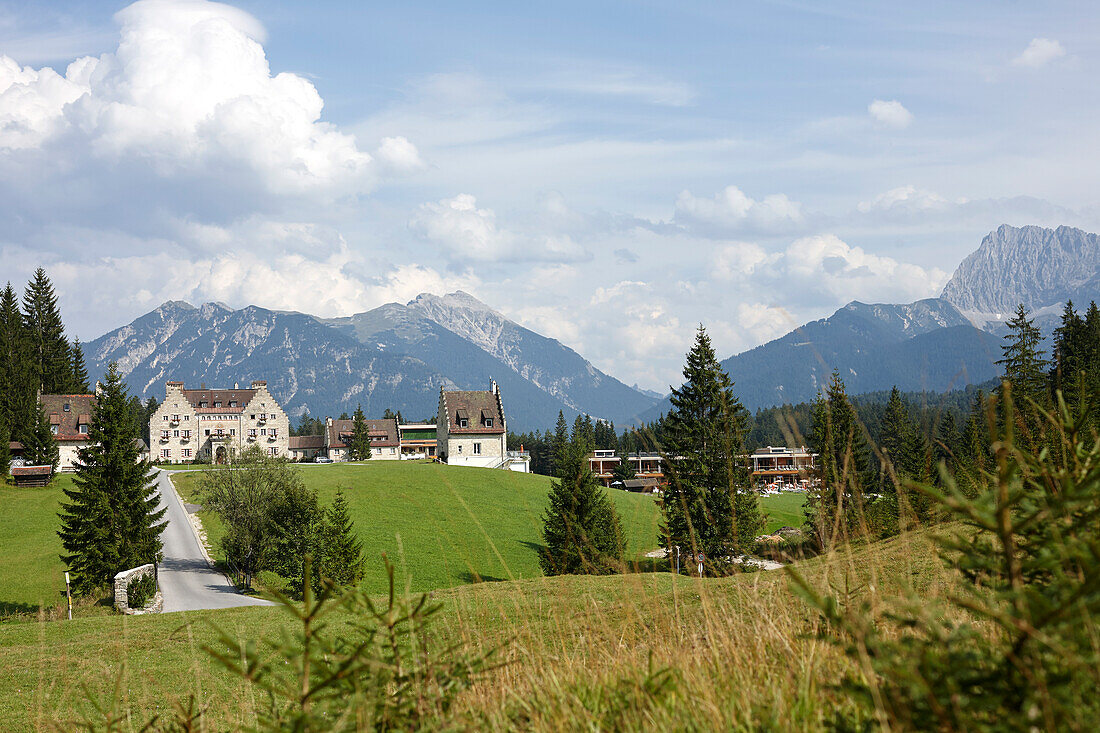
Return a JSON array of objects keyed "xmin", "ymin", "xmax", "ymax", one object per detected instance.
[{"xmin": 114, "ymin": 563, "xmax": 163, "ymax": 614}]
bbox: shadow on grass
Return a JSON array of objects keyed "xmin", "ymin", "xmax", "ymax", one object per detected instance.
[{"xmin": 458, "ymin": 571, "xmax": 509, "ymax": 584}]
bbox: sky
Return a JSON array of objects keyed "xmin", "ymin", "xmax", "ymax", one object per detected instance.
[{"xmin": 1, "ymin": 0, "xmax": 1099, "ymax": 391}]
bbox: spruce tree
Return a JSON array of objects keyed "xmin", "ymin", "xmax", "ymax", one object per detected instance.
[
  {"xmin": 69, "ymin": 338, "xmax": 90, "ymax": 393},
  {"xmin": 997, "ymin": 304, "xmax": 1050, "ymax": 449},
  {"xmin": 22, "ymin": 268, "xmax": 72, "ymax": 395},
  {"xmin": 877, "ymin": 386, "xmax": 930, "ymax": 530},
  {"xmin": 58, "ymin": 363, "xmax": 165, "ymax": 594},
  {"xmin": 24, "ymin": 401, "xmax": 59, "ymax": 472},
  {"xmin": 660, "ymin": 326, "xmax": 760, "ymax": 568},
  {"xmin": 348, "ymin": 404, "xmax": 372, "ymax": 461},
  {"xmin": 550, "ymin": 411, "xmax": 569, "ymax": 477},
  {"xmin": 0, "ymin": 283, "xmax": 33, "ymax": 442},
  {"xmin": 313, "ymin": 491, "xmax": 365, "ymax": 593},
  {"xmin": 539, "ymin": 438, "xmax": 624, "ymax": 575},
  {"xmin": 612, "ymin": 448, "xmax": 637, "ymax": 484},
  {"xmin": 805, "ymin": 372, "xmax": 876, "ymax": 548},
  {"xmin": 0, "ymin": 418, "xmax": 9, "ymax": 479},
  {"xmin": 957, "ymin": 390, "xmax": 991, "ymax": 497}
]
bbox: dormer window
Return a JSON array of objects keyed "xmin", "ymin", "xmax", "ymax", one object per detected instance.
[
  {"xmin": 214, "ymin": 401, "xmax": 222, "ymax": 408},
  {"xmin": 458, "ymin": 419, "xmax": 468, "ymax": 428},
  {"xmin": 51, "ymin": 425, "xmax": 58, "ymax": 435},
  {"xmin": 229, "ymin": 401, "xmax": 237, "ymax": 408},
  {"xmin": 63, "ymin": 403, "xmax": 71, "ymax": 412},
  {"xmin": 484, "ymin": 418, "xmax": 493, "ymax": 428},
  {"xmin": 79, "ymin": 424, "xmax": 88, "ymax": 434},
  {"xmin": 199, "ymin": 402, "xmax": 208, "ymax": 408}
]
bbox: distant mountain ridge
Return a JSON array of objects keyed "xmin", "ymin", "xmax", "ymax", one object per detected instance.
[
  {"xmin": 641, "ymin": 223, "xmax": 1100, "ymax": 417},
  {"xmin": 86, "ymin": 292, "xmax": 659, "ymax": 430}
]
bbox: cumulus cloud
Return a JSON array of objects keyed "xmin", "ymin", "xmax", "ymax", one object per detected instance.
[
  {"xmin": 409, "ymin": 193, "xmax": 589, "ymax": 264},
  {"xmin": 0, "ymin": 0, "xmax": 387, "ymax": 205},
  {"xmin": 868, "ymin": 99, "xmax": 913, "ymax": 128},
  {"xmin": 857, "ymin": 185, "xmax": 950, "ymax": 214},
  {"xmin": 1012, "ymin": 38, "xmax": 1066, "ymax": 68},
  {"xmin": 674, "ymin": 185, "xmax": 804, "ymax": 235},
  {"xmin": 712, "ymin": 234, "xmax": 948, "ymax": 308}
]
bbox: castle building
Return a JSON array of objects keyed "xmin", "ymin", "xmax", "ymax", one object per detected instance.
[
  {"xmin": 437, "ymin": 382, "xmax": 528, "ymax": 471},
  {"xmin": 149, "ymin": 380, "xmax": 290, "ymax": 463}
]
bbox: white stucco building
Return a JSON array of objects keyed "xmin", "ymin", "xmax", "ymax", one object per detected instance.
[{"xmin": 436, "ymin": 382, "xmax": 528, "ymax": 471}]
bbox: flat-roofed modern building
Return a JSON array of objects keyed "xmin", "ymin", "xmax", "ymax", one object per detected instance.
[
  {"xmin": 398, "ymin": 423, "xmax": 437, "ymax": 459},
  {"xmin": 749, "ymin": 445, "xmax": 817, "ymax": 489}
]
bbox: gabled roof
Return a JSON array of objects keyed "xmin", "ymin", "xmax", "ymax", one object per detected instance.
[
  {"xmin": 179, "ymin": 388, "xmax": 257, "ymax": 413},
  {"xmin": 441, "ymin": 390, "xmax": 504, "ymax": 434},
  {"xmin": 326, "ymin": 418, "xmax": 399, "ymax": 447},
  {"xmin": 289, "ymin": 435, "xmax": 325, "ymax": 450},
  {"xmin": 39, "ymin": 394, "xmax": 96, "ymax": 442}
]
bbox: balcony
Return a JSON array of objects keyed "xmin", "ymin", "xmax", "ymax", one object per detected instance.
[
  {"xmin": 268, "ymin": 435, "xmax": 277, "ymax": 442},
  {"xmin": 247, "ymin": 434, "xmax": 256, "ymax": 442}
]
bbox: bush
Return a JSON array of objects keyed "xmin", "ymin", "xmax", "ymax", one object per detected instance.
[{"xmin": 126, "ymin": 574, "xmax": 156, "ymax": 609}]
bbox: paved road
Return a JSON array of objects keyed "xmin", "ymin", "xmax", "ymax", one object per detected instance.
[{"xmin": 155, "ymin": 470, "xmax": 274, "ymax": 613}]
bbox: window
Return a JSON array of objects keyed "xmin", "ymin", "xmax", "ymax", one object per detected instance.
[
  {"xmin": 389, "ymin": 447, "xmax": 396, "ymax": 454},
  {"xmin": 64, "ymin": 403, "xmax": 71, "ymax": 412},
  {"xmin": 269, "ymin": 447, "xmax": 278, "ymax": 456},
  {"xmin": 182, "ymin": 431, "xmax": 190, "ymax": 439},
  {"xmin": 484, "ymin": 418, "xmax": 493, "ymax": 428},
  {"xmin": 199, "ymin": 402, "xmax": 208, "ymax": 408},
  {"xmin": 260, "ymin": 428, "xmax": 267, "ymax": 436},
  {"xmin": 79, "ymin": 424, "xmax": 89, "ymax": 434},
  {"xmin": 173, "ymin": 430, "xmax": 180, "ymax": 438},
  {"xmin": 250, "ymin": 414, "xmax": 255, "ymax": 420},
  {"xmin": 161, "ymin": 449, "xmax": 170, "ymax": 459},
  {"xmin": 457, "ymin": 445, "xmax": 463, "ymax": 454},
  {"xmin": 204, "ymin": 429, "xmax": 210, "ymax": 436},
  {"xmin": 163, "ymin": 415, "xmax": 169, "ymax": 421},
  {"xmin": 214, "ymin": 401, "xmax": 222, "ymax": 408},
  {"xmin": 50, "ymin": 424, "xmax": 58, "ymax": 435},
  {"xmin": 230, "ymin": 429, "xmax": 236, "ymax": 436},
  {"xmin": 182, "ymin": 449, "xmax": 192, "ymax": 458},
  {"xmin": 473, "ymin": 443, "xmax": 481, "ymax": 455},
  {"xmin": 249, "ymin": 429, "xmax": 257, "ymax": 437},
  {"xmin": 184, "ymin": 415, "xmax": 189, "ymax": 421},
  {"xmin": 374, "ymin": 447, "xmax": 381, "ymax": 454},
  {"xmin": 229, "ymin": 401, "xmax": 237, "ymax": 407},
  {"xmin": 161, "ymin": 430, "xmax": 169, "ymax": 439},
  {"xmin": 270, "ymin": 429, "xmax": 278, "ymax": 437},
  {"xmin": 458, "ymin": 418, "xmax": 468, "ymax": 428}
]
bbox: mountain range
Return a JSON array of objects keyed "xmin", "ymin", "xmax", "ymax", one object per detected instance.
[
  {"xmin": 86, "ymin": 292, "xmax": 660, "ymax": 431},
  {"xmin": 87, "ymin": 223, "xmax": 1100, "ymax": 429}
]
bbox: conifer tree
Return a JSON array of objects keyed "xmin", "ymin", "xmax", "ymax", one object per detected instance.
[
  {"xmin": 877, "ymin": 386, "xmax": 931, "ymax": 529},
  {"xmin": 58, "ymin": 363, "xmax": 165, "ymax": 594},
  {"xmin": 0, "ymin": 419, "xmax": 9, "ymax": 479},
  {"xmin": 69, "ymin": 338, "xmax": 90, "ymax": 393},
  {"xmin": 957, "ymin": 390, "xmax": 991, "ymax": 497},
  {"xmin": 550, "ymin": 410, "xmax": 569, "ymax": 477},
  {"xmin": 0, "ymin": 283, "xmax": 33, "ymax": 442},
  {"xmin": 22, "ymin": 268, "xmax": 73, "ymax": 395},
  {"xmin": 805, "ymin": 372, "xmax": 875, "ymax": 547},
  {"xmin": 934, "ymin": 410, "xmax": 963, "ymax": 476},
  {"xmin": 539, "ymin": 437, "xmax": 624, "ymax": 575},
  {"xmin": 612, "ymin": 448, "xmax": 637, "ymax": 484},
  {"xmin": 24, "ymin": 401, "xmax": 59, "ymax": 472},
  {"xmin": 997, "ymin": 304, "xmax": 1050, "ymax": 448},
  {"xmin": 660, "ymin": 326, "xmax": 760, "ymax": 567},
  {"xmin": 313, "ymin": 490, "xmax": 365, "ymax": 593},
  {"xmin": 348, "ymin": 404, "xmax": 372, "ymax": 460}
]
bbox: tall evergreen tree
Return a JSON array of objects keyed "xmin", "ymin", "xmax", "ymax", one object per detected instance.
[
  {"xmin": 22, "ymin": 268, "xmax": 73, "ymax": 395},
  {"xmin": 612, "ymin": 448, "xmax": 637, "ymax": 484},
  {"xmin": 24, "ymin": 401, "xmax": 59, "ymax": 472},
  {"xmin": 550, "ymin": 411, "xmax": 569, "ymax": 477},
  {"xmin": 997, "ymin": 304, "xmax": 1050, "ymax": 448},
  {"xmin": 0, "ymin": 283, "xmax": 33, "ymax": 442},
  {"xmin": 539, "ymin": 437, "xmax": 624, "ymax": 575},
  {"xmin": 957, "ymin": 390, "xmax": 991, "ymax": 497},
  {"xmin": 348, "ymin": 404, "xmax": 372, "ymax": 460},
  {"xmin": 660, "ymin": 326, "xmax": 760, "ymax": 568},
  {"xmin": 805, "ymin": 372, "xmax": 876, "ymax": 548},
  {"xmin": 0, "ymin": 418, "xmax": 9, "ymax": 479},
  {"xmin": 58, "ymin": 363, "xmax": 165, "ymax": 594},
  {"xmin": 313, "ymin": 491, "xmax": 366, "ymax": 593},
  {"xmin": 69, "ymin": 338, "xmax": 90, "ymax": 393},
  {"xmin": 877, "ymin": 386, "xmax": 930, "ymax": 530}
]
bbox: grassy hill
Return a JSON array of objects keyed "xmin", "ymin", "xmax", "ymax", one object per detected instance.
[
  {"xmin": 0, "ymin": 525, "xmax": 948, "ymax": 731},
  {"xmin": 171, "ymin": 462, "xmax": 664, "ymax": 595},
  {"xmin": 0, "ymin": 477, "xmax": 75, "ymax": 617}
]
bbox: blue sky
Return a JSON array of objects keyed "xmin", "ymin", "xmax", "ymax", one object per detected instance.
[{"xmin": 1, "ymin": 0, "xmax": 1097, "ymax": 389}]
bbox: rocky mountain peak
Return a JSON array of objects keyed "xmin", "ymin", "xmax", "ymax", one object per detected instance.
[{"xmin": 940, "ymin": 224, "xmax": 1100, "ymax": 320}]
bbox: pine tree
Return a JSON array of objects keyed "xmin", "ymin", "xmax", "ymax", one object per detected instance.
[
  {"xmin": 612, "ymin": 449, "xmax": 637, "ymax": 484},
  {"xmin": 24, "ymin": 401, "xmax": 59, "ymax": 472},
  {"xmin": 0, "ymin": 283, "xmax": 34, "ymax": 443},
  {"xmin": 58, "ymin": 363, "xmax": 165, "ymax": 594},
  {"xmin": 539, "ymin": 438, "xmax": 624, "ymax": 575},
  {"xmin": 69, "ymin": 338, "xmax": 90, "ymax": 393},
  {"xmin": 660, "ymin": 326, "xmax": 760, "ymax": 568},
  {"xmin": 997, "ymin": 304, "xmax": 1050, "ymax": 449},
  {"xmin": 550, "ymin": 411, "xmax": 569, "ymax": 477},
  {"xmin": 877, "ymin": 386, "xmax": 930, "ymax": 530},
  {"xmin": 0, "ymin": 418, "xmax": 9, "ymax": 479},
  {"xmin": 1050, "ymin": 301, "xmax": 1088, "ymax": 414},
  {"xmin": 934, "ymin": 410, "xmax": 962, "ymax": 476},
  {"xmin": 805, "ymin": 372, "xmax": 876, "ymax": 547},
  {"xmin": 313, "ymin": 491, "xmax": 365, "ymax": 593},
  {"xmin": 22, "ymin": 269, "xmax": 73, "ymax": 395},
  {"xmin": 957, "ymin": 390, "xmax": 991, "ymax": 497},
  {"xmin": 348, "ymin": 404, "xmax": 372, "ymax": 460}
]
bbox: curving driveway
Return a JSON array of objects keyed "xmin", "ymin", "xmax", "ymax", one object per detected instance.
[{"xmin": 154, "ymin": 469, "xmax": 273, "ymax": 613}]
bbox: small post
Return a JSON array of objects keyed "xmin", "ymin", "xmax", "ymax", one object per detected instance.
[
  {"xmin": 65, "ymin": 571, "xmax": 72, "ymax": 620},
  {"xmin": 675, "ymin": 546, "xmax": 680, "ymax": 574}
]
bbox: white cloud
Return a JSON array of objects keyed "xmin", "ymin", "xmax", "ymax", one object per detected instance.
[
  {"xmin": 674, "ymin": 185, "xmax": 803, "ymax": 235},
  {"xmin": 375, "ymin": 135, "xmax": 425, "ymax": 173},
  {"xmin": 1012, "ymin": 38, "xmax": 1065, "ymax": 68},
  {"xmin": 409, "ymin": 193, "xmax": 589, "ymax": 264},
  {"xmin": 0, "ymin": 0, "xmax": 377, "ymax": 197},
  {"xmin": 857, "ymin": 185, "xmax": 949, "ymax": 214},
  {"xmin": 868, "ymin": 99, "xmax": 913, "ymax": 129}
]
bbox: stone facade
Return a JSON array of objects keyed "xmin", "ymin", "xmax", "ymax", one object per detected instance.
[
  {"xmin": 437, "ymin": 383, "xmax": 510, "ymax": 468},
  {"xmin": 150, "ymin": 380, "xmax": 291, "ymax": 463}
]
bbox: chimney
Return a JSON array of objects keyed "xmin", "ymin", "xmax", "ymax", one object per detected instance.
[
  {"xmin": 200, "ymin": 382, "xmax": 206, "ymax": 390},
  {"xmin": 251, "ymin": 380, "xmax": 267, "ymax": 388},
  {"xmin": 326, "ymin": 417, "xmax": 333, "ymax": 427},
  {"xmin": 234, "ymin": 382, "xmax": 239, "ymax": 389}
]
